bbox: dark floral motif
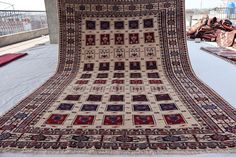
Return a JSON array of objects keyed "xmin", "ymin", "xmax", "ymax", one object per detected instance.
[
  {"xmin": 67, "ymin": 39, "xmax": 74, "ymax": 44},
  {"xmin": 31, "ymin": 134, "xmax": 47, "ymax": 141},
  {"xmin": 164, "ymin": 2, "xmax": 171, "ymax": 8},
  {"xmin": 46, "ymin": 114, "xmax": 68, "ymax": 125},
  {"xmin": 116, "ymin": 136, "xmax": 133, "ymax": 142},
  {"xmin": 133, "ymin": 104, "xmax": 151, "ymax": 111},
  {"xmin": 81, "ymin": 104, "xmax": 98, "ymax": 111},
  {"xmin": 167, "ymin": 20, "xmax": 175, "ymax": 25},
  {"xmin": 66, "ymin": 7, "xmax": 74, "ymax": 13},
  {"xmin": 72, "ymin": 135, "xmax": 90, "ymax": 142},
  {"xmin": 85, "ymin": 35, "xmax": 96, "ymax": 46},
  {"xmin": 114, "ymin": 73, "xmax": 124, "ymax": 78},
  {"xmin": 130, "ymin": 73, "xmax": 142, "ymax": 78},
  {"xmin": 130, "ymin": 62, "xmax": 141, "ymax": 70},
  {"xmin": 100, "ymin": 21, "xmax": 110, "ymax": 30},
  {"xmin": 170, "ymin": 51, "xmax": 179, "ymax": 56},
  {"xmin": 160, "ymin": 103, "xmax": 178, "ymax": 111},
  {"xmin": 115, "ymin": 62, "xmax": 125, "ymax": 70},
  {"xmin": 162, "ymin": 135, "xmax": 181, "ymax": 142},
  {"xmin": 114, "ymin": 34, "xmax": 124, "ymax": 45},
  {"xmin": 97, "ymin": 73, "xmax": 108, "ymax": 78},
  {"xmin": 147, "ymin": 73, "xmax": 159, "ymax": 78},
  {"xmin": 155, "ymin": 94, "xmax": 171, "ymax": 101},
  {"xmin": 0, "ymin": 133, "xmax": 11, "ymax": 141},
  {"xmin": 80, "ymin": 74, "xmax": 92, "ymax": 78},
  {"xmin": 87, "ymin": 95, "xmax": 102, "ymax": 102},
  {"xmin": 133, "ymin": 95, "xmax": 148, "ymax": 102},
  {"xmin": 83, "ymin": 63, "xmax": 94, "ymax": 71},
  {"xmin": 99, "ymin": 62, "xmax": 110, "ymax": 71},
  {"xmin": 164, "ymin": 114, "xmax": 185, "ymax": 125},
  {"xmin": 226, "ymin": 126, "xmax": 236, "ymax": 133},
  {"xmin": 107, "ymin": 105, "xmax": 124, "ymax": 112},
  {"xmin": 143, "ymin": 19, "xmax": 154, "ymax": 28},
  {"xmin": 210, "ymin": 134, "xmax": 230, "ymax": 141},
  {"xmin": 169, "ymin": 40, "xmax": 177, "ymax": 46},
  {"xmin": 202, "ymin": 104, "xmax": 217, "ymax": 110},
  {"xmin": 129, "ymin": 5, "xmax": 136, "ymax": 10},
  {"xmin": 144, "ymin": 32, "xmax": 155, "ymax": 43},
  {"xmin": 212, "ymin": 114, "xmax": 228, "ymax": 120},
  {"xmin": 129, "ymin": 20, "xmax": 139, "ymax": 29},
  {"xmin": 129, "ymin": 33, "xmax": 139, "ymax": 44},
  {"xmin": 168, "ymin": 30, "xmax": 176, "ymax": 35},
  {"xmin": 79, "ymin": 5, "xmax": 86, "ymax": 10},
  {"xmin": 146, "ymin": 61, "xmax": 157, "ymax": 70},
  {"xmin": 67, "ymin": 28, "xmax": 74, "ymax": 34},
  {"xmin": 86, "ymin": 21, "xmax": 96, "ymax": 30},
  {"xmin": 134, "ymin": 115, "xmax": 154, "ymax": 125},
  {"xmin": 14, "ymin": 113, "xmax": 28, "ymax": 119},
  {"xmin": 115, "ymin": 21, "xmax": 124, "ymax": 29},
  {"xmin": 95, "ymin": 5, "xmax": 103, "ymax": 11},
  {"xmin": 66, "ymin": 18, "xmax": 74, "ymax": 24},
  {"xmin": 73, "ymin": 115, "xmax": 95, "ymax": 125},
  {"xmin": 110, "ymin": 95, "xmax": 124, "ymax": 102},
  {"xmin": 112, "ymin": 5, "xmax": 120, "ymax": 11},
  {"xmin": 104, "ymin": 115, "xmax": 123, "ymax": 125},
  {"xmin": 57, "ymin": 103, "xmax": 74, "ymax": 110},
  {"xmin": 146, "ymin": 3, "xmax": 154, "ymax": 10},
  {"xmin": 167, "ymin": 10, "xmax": 175, "ymax": 16},
  {"xmin": 64, "ymin": 95, "xmax": 81, "ymax": 101},
  {"xmin": 1, "ymin": 125, "xmax": 16, "ymax": 130}
]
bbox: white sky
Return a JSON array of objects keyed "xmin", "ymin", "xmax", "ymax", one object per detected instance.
[{"xmin": 0, "ymin": 0, "xmax": 228, "ymax": 10}]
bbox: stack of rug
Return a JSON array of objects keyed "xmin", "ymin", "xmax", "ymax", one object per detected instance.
[
  {"xmin": 0, "ymin": 0, "xmax": 235, "ymax": 154},
  {"xmin": 187, "ymin": 15, "xmax": 236, "ymax": 48}
]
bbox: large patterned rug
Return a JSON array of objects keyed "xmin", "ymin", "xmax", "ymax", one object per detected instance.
[{"xmin": 0, "ymin": 0, "xmax": 236, "ymax": 154}]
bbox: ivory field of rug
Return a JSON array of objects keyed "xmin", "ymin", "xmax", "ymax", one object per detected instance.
[
  {"xmin": 201, "ymin": 46, "xmax": 236, "ymax": 65},
  {"xmin": 0, "ymin": 53, "xmax": 27, "ymax": 67},
  {"xmin": 0, "ymin": 0, "xmax": 236, "ymax": 154}
]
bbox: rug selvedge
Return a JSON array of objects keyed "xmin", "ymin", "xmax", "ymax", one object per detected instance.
[{"xmin": 0, "ymin": 0, "xmax": 236, "ymax": 153}]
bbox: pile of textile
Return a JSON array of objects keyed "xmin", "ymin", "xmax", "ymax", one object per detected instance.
[{"xmin": 187, "ymin": 15, "xmax": 236, "ymax": 48}]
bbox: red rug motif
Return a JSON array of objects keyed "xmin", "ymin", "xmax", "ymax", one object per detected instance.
[
  {"xmin": 0, "ymin": 53, "xmax": 27, "ymax": 67},
  {"xmin": 0, "ymin": 0, "xmax": 236, "ymax": 154}
]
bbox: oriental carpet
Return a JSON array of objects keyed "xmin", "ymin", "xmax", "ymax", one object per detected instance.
[
  {"xmin": 201, "ymin": 46, "xmax": 236, "ymax": 65},
  {"xmin": 0, "ymin": 0, "xmax": 236, "ymax": 154}
]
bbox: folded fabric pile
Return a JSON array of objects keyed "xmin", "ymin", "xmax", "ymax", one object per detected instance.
[{"xmin": 187, "ymin": 15, "xmax": 236, "ymax": 48}]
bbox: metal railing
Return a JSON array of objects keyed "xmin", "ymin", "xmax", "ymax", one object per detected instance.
[
  {"xmin": 0, "ymin": 10, "xmax": 47, "ymax": 36},
  {"xmin": 186, "ymin": 7, "xmax": 236, "ymax": 28},
  {"xmin": 209, "ymin": 7, "xmax": 236, "ymax": 20}
]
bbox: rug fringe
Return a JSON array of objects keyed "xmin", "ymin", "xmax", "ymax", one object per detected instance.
[{"xmin": 0, "ymin": 147, "xmax": 236, "ymax": 155}]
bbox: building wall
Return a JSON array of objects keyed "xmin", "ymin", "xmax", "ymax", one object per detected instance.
[{"xmin": 44, "ymin": 0, "xmax": 59, "ymax": 44}]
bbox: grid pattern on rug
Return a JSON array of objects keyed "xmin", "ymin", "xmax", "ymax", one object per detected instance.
[{"xmin": 0, "ymin": 0, "xmax": 236, "ymax": 153}]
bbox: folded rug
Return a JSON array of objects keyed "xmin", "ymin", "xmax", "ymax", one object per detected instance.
[
  {"xmin": 201, "ymin": 46, "xmax": 236, "ymax": 65},
  {"xmin": 0, "ymin": 0, "xmax": 235, "ymax": 154},
  {"xmin": 0, "ymin": 53, "xmax": 27, "ymax": 67}
]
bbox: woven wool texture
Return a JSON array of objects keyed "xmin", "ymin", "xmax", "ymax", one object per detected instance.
[{"xmin": 0, "ymin": 0, "xmax": 236, "ymax": 154}]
